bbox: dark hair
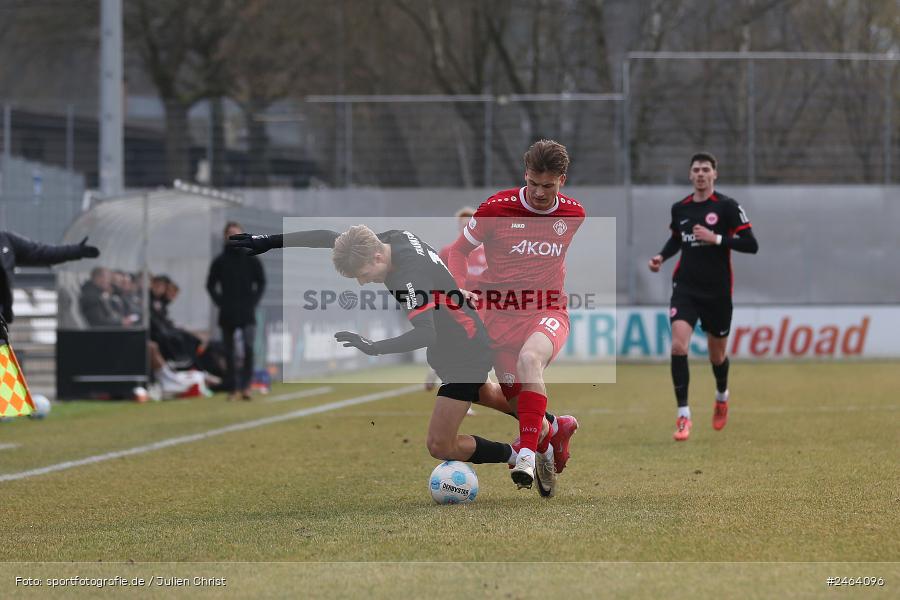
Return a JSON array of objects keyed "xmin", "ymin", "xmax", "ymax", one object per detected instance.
[
  {"xmin": 223, "ymin": 221, "xmax": 243, "ymax": 236},
  {"xmin": 524, "ymin": 139, "xmax": 569, "ymax": 175},
  {"xmin": 690, "ymin": 152, "xmax": 717, "ymax": 170}
]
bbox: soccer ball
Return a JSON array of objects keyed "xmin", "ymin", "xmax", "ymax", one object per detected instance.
[
  {"xmin": 429, "ymin": 461, "xmax": 478, "ymax": 504},
  {"xmin": 28, "ymin": 394, "xmax": 51, "ymax": 419}
]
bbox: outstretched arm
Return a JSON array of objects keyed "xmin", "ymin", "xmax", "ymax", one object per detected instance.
[
  {"xmin": 335, "ymin": 312, "xmax": 437, "ymax": 356},
  {"xmin": 227, "ymin": 230, "xmax": 341, "ymax": 255},
  {"xmin": 10, "ymin": 232, "xmax": 99, "ymax": 265}
]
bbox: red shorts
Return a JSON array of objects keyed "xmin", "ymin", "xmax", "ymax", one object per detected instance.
[{"xmin": 484, "ymin": 309, "xmax": 570, "ymax": 400}]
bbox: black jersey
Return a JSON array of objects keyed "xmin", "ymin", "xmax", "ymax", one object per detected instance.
[
  {"xmin": 667, "ymin": 192, "xmax": 753, "ymax": 298},
  {"xmin": 378, "ymin": 230, "xmax": 489, "ymax": 350}
]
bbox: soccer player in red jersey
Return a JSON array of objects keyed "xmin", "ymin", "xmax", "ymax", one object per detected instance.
[{"xmin": 446, "ymin": 140, "xmax": 584, "ymax": 496}]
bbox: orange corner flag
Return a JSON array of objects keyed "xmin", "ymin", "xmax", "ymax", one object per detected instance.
[{"xmin": 0, "ymin": 344, "xmax": 34, "ymax": 418}]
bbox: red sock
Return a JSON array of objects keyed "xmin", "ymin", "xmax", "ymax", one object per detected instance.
[{"xmin": 518, "ymin": 390, "xmax": 547, "ymax": 451}]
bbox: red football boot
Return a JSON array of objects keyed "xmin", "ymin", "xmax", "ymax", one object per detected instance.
[
  {"xmin": 550, "ymin": 415, "xmax": 579, "ymax": 473},
  {"xmin": 712, "ymin": 401, "xmax": 728, "ymax": 430},
  {"xmin": 673, "ymin": 416, "xmax": 692, "ymax": 441}
]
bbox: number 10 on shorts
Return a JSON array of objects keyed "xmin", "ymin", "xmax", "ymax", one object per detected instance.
[{"xmin": 539, "ymin": 317, "xmax": 562, "ymax": 334}]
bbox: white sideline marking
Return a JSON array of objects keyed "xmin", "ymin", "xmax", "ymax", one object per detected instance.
[
  {"xmin": 0, "ymin": 443, "xmax": 21, "ymax": 451},
  {"xmin": 266, "ymin": 386, "xmax": 333, "ymax": 402},
  {"xmin": 0, "ymin": 384, "xmax": 420, "ymax": 483},
  {"xmin": 740, "ymin": 404, "xmax": 900, "ymax": 414}
]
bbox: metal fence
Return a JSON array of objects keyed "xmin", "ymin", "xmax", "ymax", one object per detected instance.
[
  {"xmin": 2, "ymin": 53, "xmax": 897, "ymax": 192},
  {"xmin": 301, "ymin": 93, "xmax": 624, "ymax": 187},
  {"xmin": 0, "ymin": 156, "xmax": 84, "ymax": 243},
  {"xmin": 623, "ymin": 52, "xmax": 899, "ymax": 185}
]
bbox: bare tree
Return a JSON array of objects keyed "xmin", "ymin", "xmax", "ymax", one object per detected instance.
[
  {"xmin": 219, "ymin": 0, "xmax": 325, "ymax": 186},
  {"xmin": 0, "ymin": 0, "xmax": 99, "ymax": 112},
  {"xmin": 126, "ymin": 0, "xmax": 243, "ymax": 184}
]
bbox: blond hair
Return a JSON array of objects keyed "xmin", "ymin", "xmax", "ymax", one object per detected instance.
[
  {"xmin": 455, "ymin": 206, "xmax": 476, "ymax": 219},
  {"xmin": 332, "ymin": 225, "xmax": 383, "ymax": 277}
]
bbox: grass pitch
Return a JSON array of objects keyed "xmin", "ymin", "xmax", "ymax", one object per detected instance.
[{"xmin": 1, "ymin": 362, "xmax": 898, "ymax": 598}]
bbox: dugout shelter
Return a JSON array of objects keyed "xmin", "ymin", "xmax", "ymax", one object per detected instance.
[{"xmin": 54, "ymin": 182, "xmax": 242, "ymax": 399}]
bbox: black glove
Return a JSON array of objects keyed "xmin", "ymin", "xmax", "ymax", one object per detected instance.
[
  {"xmin": 79, "ymin": 236, "xmax": 100, "ymax": 258},
  {"xmin": 334, "ymin": 331, "xmax": 380, "ymax": 356},
  {"xmin": 227, "ymin": 233, "xmax": 275, "ymax": 256}
]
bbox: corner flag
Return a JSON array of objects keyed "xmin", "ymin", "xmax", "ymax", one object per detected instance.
[{"xmin": 0, "ymin": 343, "xmax": 34, "ymax": 418}]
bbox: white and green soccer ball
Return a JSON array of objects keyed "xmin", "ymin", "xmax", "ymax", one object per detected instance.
[
  {"xmin": 28, "ymin": 394, "xmax": 52, "ymax": 419},
  {"xmin": 429, "ymin": 461, "xmax": 478, "ymax": 505}
]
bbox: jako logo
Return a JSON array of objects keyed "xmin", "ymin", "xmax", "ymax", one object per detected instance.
[
  {"xmin": 510, "ymin": 240, "xmax": 564, "ymax": 256},
  {"xmin": 510, "ymin": 223, "xmax": 526, "ymax": 229}
]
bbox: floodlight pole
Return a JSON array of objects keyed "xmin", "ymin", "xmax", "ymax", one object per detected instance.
[
  {"xmin": 885, "ymin": 67, "xmax": 894, "ymax": 184},
  {"xmin": 99, "ymin": 0, "xmax": 123, "ymax": 196},
  {"xmin": 1, "ymin": 104, "xmax": 9, "ymax": 209},
  {"xmin": 622, "ymin": 58, "xmax": 635, "ymax": 305}
]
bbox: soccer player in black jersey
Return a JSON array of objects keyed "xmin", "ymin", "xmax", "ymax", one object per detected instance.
[
  {"xmin": 648, "ymin": 153, "xmax": 759, "ymax": 441},
  {"xmin": 230, "ymin": 226, "xmax": 561, "ymax": 485}
]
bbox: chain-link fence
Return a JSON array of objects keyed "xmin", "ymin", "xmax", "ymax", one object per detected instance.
[
  {"xmin": 301, "ymin": 94, "xmax": 624, "ymax": 187},
  {"xmin": 2, "ymin": 54, "xmax": 897, "ymax": 196},
  {"xmin": 624, "ymin": 52, "xmax": 899, "ymax": 185}
]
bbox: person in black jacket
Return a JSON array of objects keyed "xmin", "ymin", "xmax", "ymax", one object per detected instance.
[
  {"xmin": 0, "ymin": 231, "xmax": 100, "ymax": 324},
  {"xmin": 206, "ymin": 222, "xmax": 266, "ymax": 400}
]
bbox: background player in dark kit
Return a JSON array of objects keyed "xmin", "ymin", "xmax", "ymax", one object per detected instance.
[{"xmin": 648, "ymin": 152, "xmax": 759, "ymax": 441}]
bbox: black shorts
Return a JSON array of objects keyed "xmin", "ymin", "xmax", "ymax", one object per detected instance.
[
  {"xmin": 427, "ymin": 337, "xmax": 493, "ymax": 402},
  {"xmin": 669, "ymin": 289, "xmax": 733, "ymax": 338}
]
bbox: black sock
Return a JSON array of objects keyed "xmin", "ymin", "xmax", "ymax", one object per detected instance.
[
  {"xmin": 712, "ymin": 357, "xmax": 729, "ymax": 395},
  {"xmin": 468, "ymin": 436, "xmax": 513, "ymax": 464},
  {"xmin": 545, "ymin": 412, "xmax": 556, "ymax": 425},
  {"xmin": 671, "ymin": 354, "xmax": 689, "ymax": 408}
]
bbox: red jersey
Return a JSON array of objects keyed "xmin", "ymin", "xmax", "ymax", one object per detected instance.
[
  {"xmin": 461, "ymin": 186, "xmax": 585, "ymax": 312},
  {"xmin": 439, "ymin": 243, "xmax": 486, "ymax": 291}
]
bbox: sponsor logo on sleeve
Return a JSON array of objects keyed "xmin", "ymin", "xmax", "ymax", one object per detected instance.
[{"xmin": 406, "ymin": 282, "xmax": 417, "ymax": 309}]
